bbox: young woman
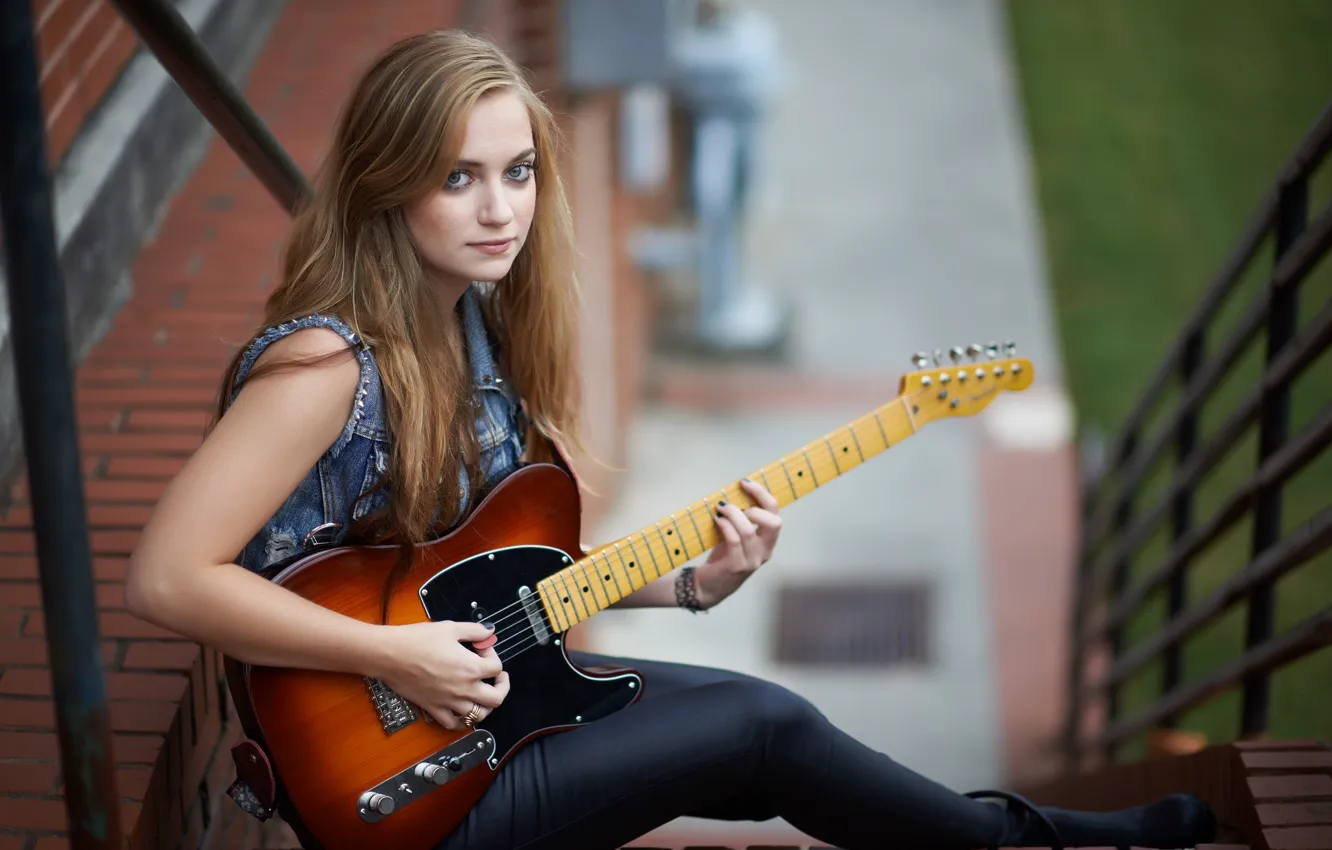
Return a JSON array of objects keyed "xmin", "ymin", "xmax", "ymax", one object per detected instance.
[{"xmin": 127, "ymin": 30, "xmax": 1218, "ymax": 850}]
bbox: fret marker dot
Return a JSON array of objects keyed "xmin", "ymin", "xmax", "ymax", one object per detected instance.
[
  {"xmin": 674, "ymin": 548, "xmax": 680, "ymax": 556},
  {"xmin": 581, "ymin": 586, "xmax": 589, "ymax": 593},
  {"xmin": 629, "ymin": 562, "xmax": 635, "ymax": 568},
  {"xmin": 562, "ymin": 596, "xmax": 569, "ymax": 603},
  {"xmin": 797, "ymin": 471, "xmax": 804, "ymax": 477},
  {"xmin": 842, "ymin": 446, "xmax": 848, "ymax": 453},
  {"xmin": 666, "ymin": 529, "xmax": 673, "ymax": 535},
  {"xmin": 604, "ymin": 574, "xmax": 610, "ymax": 581}
]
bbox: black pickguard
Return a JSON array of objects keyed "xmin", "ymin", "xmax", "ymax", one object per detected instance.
[{"xmin": 416, "ymin": 545, "xmax": 642, "ymax": 762}]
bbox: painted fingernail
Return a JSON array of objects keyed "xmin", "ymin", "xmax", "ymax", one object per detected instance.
[{"xmin": 483, "ymin": 621, "xmax": 495, "ymax": 630}]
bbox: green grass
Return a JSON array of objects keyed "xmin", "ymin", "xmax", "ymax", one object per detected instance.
[{"xmin": 1005, "ymin": 0, "xmax": 1332, "ymax": 756}]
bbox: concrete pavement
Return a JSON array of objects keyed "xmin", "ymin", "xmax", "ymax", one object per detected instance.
[{"xmin": 584, "ymin": 0, "xmax": 1071, "ymax": 844}]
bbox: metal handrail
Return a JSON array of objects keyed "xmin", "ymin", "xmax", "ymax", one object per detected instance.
[
  {"xmin": 0, "ymin": 0, "xmax": 309, "ymax": 844},
  {"xmin": 1063, "ymin": 102, "xmax": 1332, "ymax": 765}
]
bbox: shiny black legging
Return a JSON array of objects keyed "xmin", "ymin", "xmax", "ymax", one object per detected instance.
[{"xmin": 437, "ymin": 651, "xmax": 1006, "ymax": 850}]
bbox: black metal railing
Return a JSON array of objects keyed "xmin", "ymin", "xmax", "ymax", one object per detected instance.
[
  {"xmin": 1063, "ymin": 102, "xmax": 1332, "ymax": 766},
  {"xmin": 0, "ymin": 1, "xmax": 305, "ymax": 846}
]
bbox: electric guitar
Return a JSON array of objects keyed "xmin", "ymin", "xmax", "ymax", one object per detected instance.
[{"xmin": 227, "ymin": 344, "xmax": 1034, "ymax": 848}]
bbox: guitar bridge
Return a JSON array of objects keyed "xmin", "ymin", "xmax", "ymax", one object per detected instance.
[{"xmin": 365, "ymin": 677, "xmax": 419, "ymax": 733}]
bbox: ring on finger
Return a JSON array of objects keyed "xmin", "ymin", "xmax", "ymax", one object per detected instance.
[{"xmin": 462, "ymin": 702, "xmax": 482, "ymax": 727}]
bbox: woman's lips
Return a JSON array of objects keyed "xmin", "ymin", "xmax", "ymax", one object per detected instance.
[{"xmin": 470, "ymin": 238, "xmax": 514, "ymax": 255}]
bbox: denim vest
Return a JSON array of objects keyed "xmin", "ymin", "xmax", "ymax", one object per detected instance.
[{"xmin": 228, "ymin": 285, "xmax": 529, "ymax": 574}]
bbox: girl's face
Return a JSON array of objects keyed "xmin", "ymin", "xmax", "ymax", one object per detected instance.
[{"xmin": 404, "ymin": 89, "xmax": 537, "ymax": 296}]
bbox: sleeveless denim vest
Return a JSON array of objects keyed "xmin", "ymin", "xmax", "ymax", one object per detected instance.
[{"xmin": 228, "ymin": 285, "xmax": 529, "ymax": 574}]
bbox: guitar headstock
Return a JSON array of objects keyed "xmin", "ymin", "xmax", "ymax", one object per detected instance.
[{"xmin": 898, "ymin": 342, "xmax": 1034, "ymax": 424}]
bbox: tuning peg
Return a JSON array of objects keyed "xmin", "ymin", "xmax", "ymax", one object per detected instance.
[
  {"xmin": 912, "ymin": 352, "xmax": 930, "ymax": 369},
  {"xmin": 985, "ymin": 342, "xmax": 999, "ymax": 360},
  {"xmin": 949, "ymin": 346, "xmax": 965, "ymax": 364},
  {"xmin": 1005, "ymin": 341, "xmax": 1017, "ymax": 357},
  {"xmin": 933, "ymin": 349, "xmax": 943, "ymax": 367},
  {"xmin": 966, "ymin": 343, "xmax": 983, "ymax": 361}
]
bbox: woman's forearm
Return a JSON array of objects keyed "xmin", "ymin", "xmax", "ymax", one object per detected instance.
[{"xmin": 127, "ymin": 561, "xmax": 395, "ymax": 677}]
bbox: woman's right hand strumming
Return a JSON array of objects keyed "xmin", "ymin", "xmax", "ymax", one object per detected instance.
[{"xmin": 374, "ymin": 620, "xmax": 511, "ymax": 730}]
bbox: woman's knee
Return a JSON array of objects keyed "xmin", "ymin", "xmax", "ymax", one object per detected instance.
[{"xmin": 711, "ymin": 679, "xmax": 824, "ymax": 739}]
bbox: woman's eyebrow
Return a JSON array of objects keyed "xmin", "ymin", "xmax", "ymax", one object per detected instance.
[{"xmin": 453, "ymin": 147, "xmax": 537, "ymax": 169}]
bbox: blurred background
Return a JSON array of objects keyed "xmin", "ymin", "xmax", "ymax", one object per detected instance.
[{"xmin": 0, "ymin": 0, "xmax": 1328, "ymax": 847}]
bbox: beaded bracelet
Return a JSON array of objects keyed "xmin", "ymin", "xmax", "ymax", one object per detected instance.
[{"xmin": 674, "ymin": 566, "xmax": 705, "ymax": 613}]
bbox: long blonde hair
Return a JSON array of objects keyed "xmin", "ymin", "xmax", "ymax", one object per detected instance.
[{"xmin": 217, "ymin": 30, "xmax": 582, "ymax": 546}]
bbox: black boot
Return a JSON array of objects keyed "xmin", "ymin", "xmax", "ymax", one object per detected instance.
[{"xmin": 965, "ymin": 789, "xmax": 1217, "ymax": 849}]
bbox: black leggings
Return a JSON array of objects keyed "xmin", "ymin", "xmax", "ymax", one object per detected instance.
[{"xmin": 437, "ymin": 650, "xmax": 1007, "ymax": 850}]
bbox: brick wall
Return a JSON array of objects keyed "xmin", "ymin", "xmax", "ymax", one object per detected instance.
[
  {"xmin": 1, "ymin": 1, "xmax": 683, "ymax": 846},
  {"xmin": 32, "ymin": 0, "xmax": 142, "ymax": 166}
]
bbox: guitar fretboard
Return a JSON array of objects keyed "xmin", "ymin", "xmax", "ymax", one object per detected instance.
[{"xmin": 536, "ymin": 396, "xmax": 919, "ymax": 631}]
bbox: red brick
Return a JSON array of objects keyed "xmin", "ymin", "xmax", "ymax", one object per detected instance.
[
  {"xmin": 108, "ymin": 700, "xmax": 178, "ymax": 734},
  {"xmin": 0, "ymin": 762, "xmax": 59, "ymax": 794},
  {"xmin": 0, "ymin": 532, "xmax": 35, "ymax": 554},
  {"xmin": 0, "ymin": 638, "xmax": 51, "ymax": 665},
  {"xmin": 1245, "ymin": 751, "xmax": 1332, "ymax": 770},
  {"xmin": 80, "ymin": 365, "xmax": 145, "ymax": 383},
  {"xmin": 104, "ymin": 456, "xmax": 187, "ymax": 480},
  {"xmin": 86, "ymin": 342, "xmax": 238, "ymax": 364},
  {"xmin": 0, "ymin": 697, "xmax": 56, "ymax": 728},
  {"xmin": 0, "ymin": 557, "xmax": 128, "ymax": 581},
  {"xmin": 113, "ymin": 733, "xmax": 163, "ymax": 765},
  {"xmin": 0, "ymin": 638, "xmax": 116, "ymax": 667},
  {"xmin": 0, "ymin": 505, "xmax": 152, "ymax": 527},
  {"xmin": 89, "ymin": 530, "xmax": 139, "ymax": 554},
  {"xmin": 0, "ymin": 670, "xmax": 187, "ymax": 702},
  {"xmin": 123, "ymin": 641, "xmax": 200, "ymax": 671},
  {"xmin": 0, "ymin": 610, "xmax": 23, "ymax": 637},
  {"xmin": 0, "ymin": 798, "xmax": 70, "ymax": 832},
  {"xmin": 83, "ymin": 480, "xmax": 167, "ymax": 503},
  {"xmin": 0, "ymin": 581, "xmax": 123, "ymax": 611},
  {"xmin": 0, "ymin": 730, "xmax": 59, "ymax": 759},
  {"xmin": 0, "ymin": 669, "xmax": 49, "ymax": 695},
  {"xmin": 1259, "ymin": 802, "xmax": 1332, "ymax": 826},
  {"xmin": 1265, "ymin": 826, "xmax": 1332, "ymax": 850},
  {"xmin": 76, "ymin": 406, "xmax": 125, "ymax": 430},
  {"xmin": 125, "ymin": 409, "xmax": 212, "ymax": 431},
  {"xmin": 24, "ymin": 612, "xmax": 179, "ymax": 640},
  {"xmin": 79, "ymin": 433, "xmax": 202, "ymax": 454},
  {"xmin": 1250, "ymin": 774, "xmax": 1332, "ymax": 799},
  {"xmin": 44, "ymin": 79, "xmax": 81, "ymax": 163}
]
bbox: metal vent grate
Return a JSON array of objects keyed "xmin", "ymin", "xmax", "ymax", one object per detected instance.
[{"xmin": 774, "ymin": 581, "xmax": 932, "ymax": 666}]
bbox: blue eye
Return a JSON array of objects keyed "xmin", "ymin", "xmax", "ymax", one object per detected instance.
[
  {"xmin": 445, "ymin": 170, "xmax": 473, "ymax": 190},
  {"xmin": 507, "ymin": 162, "xmax": 536, "ymax": 182}
]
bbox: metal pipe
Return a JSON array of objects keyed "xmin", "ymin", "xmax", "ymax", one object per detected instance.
[
  {"xmin": 107, "ymin": 0, "xmax": 310, "ymax": 215},
  {"xmin": 0, "ymin": 1, "xmax": 123, "ymax": 846}
]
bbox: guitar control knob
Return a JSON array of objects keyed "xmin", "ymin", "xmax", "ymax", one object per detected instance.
[
  {"xmin": 443, "ymin": 756, "xmax": 463, "ymax": 772},
  {"xmin": 359, "ymin": 792, "xmax": 395, "ymax": 815},
  {"xmin": 415, "ymin": 763, "xmax": 448, "ymax": 785}
]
